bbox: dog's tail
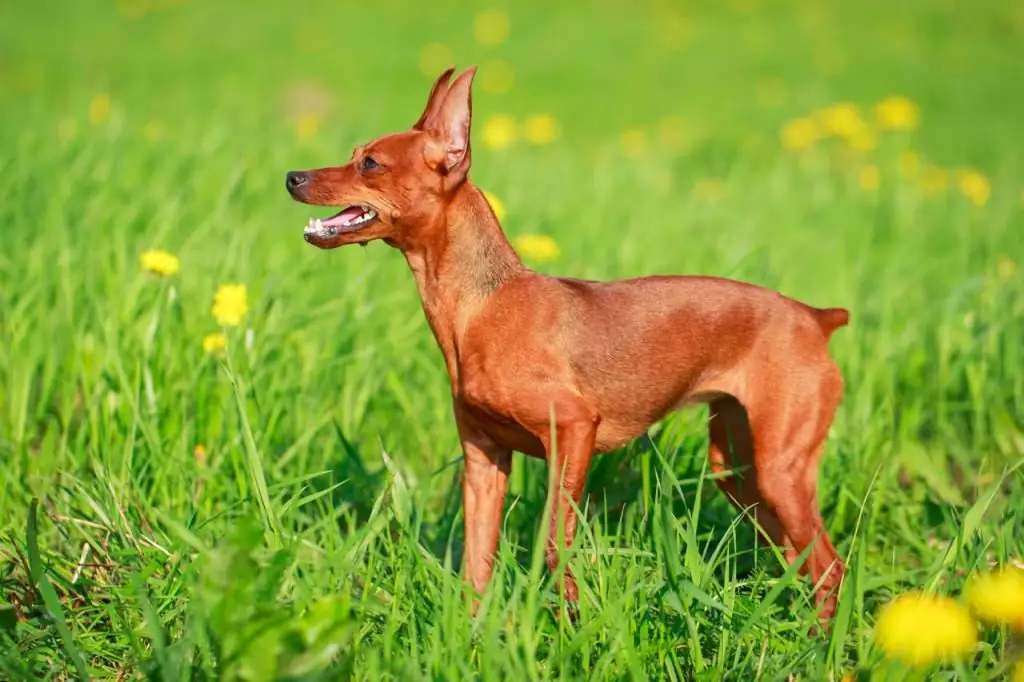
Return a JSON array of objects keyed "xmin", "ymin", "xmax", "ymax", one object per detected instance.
[{"xmin": 813, "ymin": 307, "xmax": 850, "ymax": 338}]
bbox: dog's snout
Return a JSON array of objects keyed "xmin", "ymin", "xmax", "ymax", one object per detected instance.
[{"xmin": 286, "ymin": 171, "xmax": 308, "ymax": 192}]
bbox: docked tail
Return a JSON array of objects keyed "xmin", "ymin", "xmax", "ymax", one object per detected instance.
[{"xmin": 814, "ymin": 307, "xmax": 850, "ymax": 337}]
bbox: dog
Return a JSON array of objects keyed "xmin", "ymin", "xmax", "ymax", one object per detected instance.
[{"xmin": 286, "ymin": 66, "xmax": 849, "ymax": 622}]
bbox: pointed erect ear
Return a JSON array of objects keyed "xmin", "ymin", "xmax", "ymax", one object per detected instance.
[
  {"xmin": 427, "ymin": 66, "xmax": 476, "ymax": 190},
  {"xmin": 412, "ymin": 67, "xmax": 456, "ymax": 131}
]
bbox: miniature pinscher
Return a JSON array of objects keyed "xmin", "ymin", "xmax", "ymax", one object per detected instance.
[{"xmin": 286, "ymin": 67, "xmax": 849, "ymax": 621}]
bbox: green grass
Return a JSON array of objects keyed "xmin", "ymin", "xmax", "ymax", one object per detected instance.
[{"xmin": 2, "ymin": 0, "xmax": 1023, "ymax": 679}]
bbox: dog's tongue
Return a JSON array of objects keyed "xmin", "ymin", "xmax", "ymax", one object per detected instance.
[{"xmin": 323, "ymin": 206, "xmax": 369, "ymax": 227}]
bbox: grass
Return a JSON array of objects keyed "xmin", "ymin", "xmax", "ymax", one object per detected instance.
[{"xmin": 1, "ymin": 0, "xmax": 1023, "ymax": 678}]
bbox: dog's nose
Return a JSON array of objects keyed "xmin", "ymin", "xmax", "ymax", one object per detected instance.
[{"xmin": 286, "ymin": 171, "xmax": 308, "ymax": 191}]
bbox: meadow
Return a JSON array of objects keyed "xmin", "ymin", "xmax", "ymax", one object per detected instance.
[{"xmin": 1, "ymin": 0, "xmax": 1023, "ymax": 679}]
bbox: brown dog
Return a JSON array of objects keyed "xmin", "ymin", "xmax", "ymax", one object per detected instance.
[{"xmin": 286, "ymin": 66, "xmax": 848, "ymax": 621}]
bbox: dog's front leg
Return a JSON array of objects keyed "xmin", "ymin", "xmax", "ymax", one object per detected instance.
[
  {"xmin": 541, "ymin": 405, "xmax": 600, "ymax": 604},
  {"xmin": 458, "ymin": 424, "xmax": 512, "ymax": 608}
]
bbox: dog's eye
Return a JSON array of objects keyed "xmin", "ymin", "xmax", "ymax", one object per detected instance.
[{"xmin": 361, "ymin": 156, "xmax": 380, "ymax": 171}]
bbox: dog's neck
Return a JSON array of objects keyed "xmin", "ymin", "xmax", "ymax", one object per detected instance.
[{"xmin": 401, "ymin": 181, "xmax": 524, "ymax": 383}]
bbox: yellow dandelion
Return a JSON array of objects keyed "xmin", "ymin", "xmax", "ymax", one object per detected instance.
[
  {"xmin": 873, "ymin": 592, "xmax": 977, "ymax": 668},
  {"xmin": 202, "ymin": 332, "xmax": 227, "ymax": 354},
  {"xmin": 513, "ymin": 234, "xmax": 560, "ymax": 263},
  {"xmin": 755, "ymin": 78, "xmax": 787, "ymax": 108},
  {"xmin": 656, "ymin": 116, "xmax": 687, "ymax": 150},
  {"xmin": 920, "ymin": 166, "xmax": 950, "ymax": 197},
  {"xmin": 193, "ymin": 443, "xmax": 208, "ymax": 464},
  {"xmin": 58, "ymin": 117, "xmax": 78, "ymax": 142},
  {"xmin": 212, "ymin": 284, "xmax": 249, "ymax": 328},
  {"xmin": 780, "ymin": 117, "xmax": 819, "ymax": 150},
  {"xmin": 140, "ymin": 249, "xmax": 180, "ymax": 277},
  {"xmin": 956, "ymin": 168, "xmax": 991, "ymax": 207},
  {"xmin": 899, "ymin": 151, "xmax": 920, "ymax": 178},
  {"xmin": 876, "ymin": 95, "xmax": 920, "ymax": 131},
  {"xmin": 89, "ymin": 93, "xmax": 111, "ymax": 126},
  {"xmin": 619, "ymin": 129, "xmax": 648, "ymax": 158},
  {"xmin": 483, "ymin": 191, "xmax": 506, "ymax": 222},
  {"xmin": 474, "ymin": 9, "xmax": 510, "ymax": 47},
  {"xmin": 692, "ymin": 178, "xmax": 725, "ymax": 203},
  {"xmin": 1014, "ymin": 662, "xmax": 1024, "ymax": 682},
  {"xmin": 481, "ymin": 114, "xmax": 518, "ymax": 150},
  {"xmin": 817, "ymin": 103, "xmax": 865, "ymax": 138},
  {"xmin": 418, "ymin": 43, "xmax": 454, "ymax": 78},
  {"xmin": 294, "ymin": 112, "xmax": 320, "ymax": 141},
  {"xmin": 480, "ymin": 59, "xmax": 515, "ymax": 95},
  {"xmin": 143, "ymin": 120, "xmax": 165, "ymax": 142},
  {"xmin": 858, "ymin": 165, "xmax": 880, "ymax": 191},
  {"xmin": 523, "ymin": 114, "xmax": 559, "ymax": 145},
  {"xmin": 846, "ymin": 129, "xmax": 877, "ymax": 153},
  {"xmin": 966, "ymin": 567, "xmax": 1024, "ymax": 631}
]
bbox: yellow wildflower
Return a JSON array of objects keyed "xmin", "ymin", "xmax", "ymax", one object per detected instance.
[
  {"xmin": 966, "ymin": 567, "xmax": 1024, "ymax": 631},
  {"xmin": 755, "ymin": 78, "xmax": 787, "ymax": 108},
  {"xmin": 513, "ymin": 234, "xmax": 560, "ymax": 263},
  {"xmin": 481, "ymin": 114, "xmax": 517, "ymax": 150},
  {"xmin": 418, "ymin": 43, "xmax": 454, "ymax": 78},
  {"xmin": 846, "ymin": 129, "xmax": 877, "ymax": 152},
  {"xmin": 920, "ymin": 166, "xmax": 950, "ymax": 197},
  {"xmin": 89, "ymin": 93, "xmax": 111, "ymax": 126},
  {"xmin": 876, "ymin": 95, "xmax": 920, "ymax": 131},
  {"xmin": 474, "ymin": 9, "xmax": 510, "ymax": 47},
  {"xmin": 899, "ymin": 151, "xmax": 920, "ymax": 178},
  {"xmin": 1014, "ymin": 662, "xmax": 1024, "ymax": 682},
  {"xmin": 294, "ymin": 113, "xmax": 320, "ymax": 141},
  {"xmin": 619, "ymin": 129, "xmax": 648, "ymax": 158},
  {"xmin": 194, "ymin": 444, "xmax": 208, "ymax": 464},
  {"xmin": 202, "ymin": 332, "xmax": 227, "ymax": 354},
  {"xmin": 956, "ymin": 168, "xmax": 991, "ymax": 207},
  {"xmin": 483, "ymin": 191, "xmax": 506, "ymax": 222},
  {"xmin": 212, "ymin": 284, "xmax": 249, "ymax": 327},
  {"xmin": 692, "ymin": 178, "xmax": 725, "ymax": 203},
  {"xmin": 143, "ymin": 120, "xmax": 165, "ymax": 142},
  {"xmin": 780, "ymin": 117, "xmax": 819, "ymax": 150},
  {"xmin": 874, "ymin": 592, "xmax": 976, "ymax": 667},
  {"xmin": 140, "ymin": 249, "xmax": 180, "ymax": 276},
  {"xmin": 817, "ymin": 103, "xmax": 865, "ymax": 138},
  {"xmin": 858, "ymin": 165, "xmax": 880, "ymax": 191},
  {"xmin": 523, "ymin": 114, "xmax": 559, "ymax": 145},
  {"xmin": 480, "ymin": 60, "xmax": 515, "ymax": 95}
]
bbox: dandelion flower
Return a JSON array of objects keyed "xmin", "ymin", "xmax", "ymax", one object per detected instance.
[
  {"xmin": 523, "ymin": 114, "xmax": 559, "ymax": 145},
  {"xmin": 780, "ymin": 117, "xmax": 819, "ymax": 150},
  {"xmin": 619, "ymin": 129, "xmax": 648, "ymax": 158},
  {"xmin": 418, "ymin": 43, "xmax": 454, "ymax": 78},
  {"xmin": 481, "ymin": 114, "xmax": 518, "ymax": 150},
  {"xmin": 480, "ymin": 60, "xmax": 515, "ymax": 95},
  {"xmin": 202, "ymin": 332, "xmax": 227, "ymax": 354},
  {"xmin": 1014, "ymin": 661, "xmax": 1024, "ymax": 682},
  {"xmin": 873, "ymin": 592, "xmax": 976, "ymax": 667},
  {"xmin": 140, "ymin": 249, "xmax": 180, "ymax": 276},
  {"xmin": 876, "ymin": 95, "xmax": 920, "ymax": 131},
  {"xmin": 817, "ymin": 103, "xmax": 865, "ymax": 138},
  {"xmin": 212, "ymin": 284, "xmax": 249, "ymax": 327},
  {"xmin": 967, "ymin": 567, "xmax": 1024, "ymax": 631},
  {"xmin": 474, "ymin": 9, "xmax": 510, "ymax": 47},
  {"xmin": 956, "ymin": 168, "xmax": 991, "ymax": 207},
  {"xmin": 513, "ymin": 234, "xmax": 560, "ymax": 263},
  {"xmin": 89, "ymin": 93, "xmax": 111, "ymax": 126},
  {"xmin": 483, "ymin": 191, "xmax": 506, "ymax": 222},
  {"xmin": 858, "ymin": 166, "xmax": 880, "ymax": 192}
]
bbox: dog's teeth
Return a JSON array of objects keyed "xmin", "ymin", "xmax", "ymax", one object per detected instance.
[{"xmin": 315, "ymin": 218, "xmax": 323, "ymax": 230}]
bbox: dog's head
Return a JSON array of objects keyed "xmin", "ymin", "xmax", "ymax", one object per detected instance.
[{"xmin": 286, "ymin": 66, "xmax": 478, "ymax": 250}]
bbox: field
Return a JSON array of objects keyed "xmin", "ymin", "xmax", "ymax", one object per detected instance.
[{"xmin": 2, "ymin": 0, "xmax": 1023, "ymax": 679}]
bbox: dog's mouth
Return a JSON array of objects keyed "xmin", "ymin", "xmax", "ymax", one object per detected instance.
[{"xmin": 303, "ymin": 204, "xmax": 379, "ymax": 240}]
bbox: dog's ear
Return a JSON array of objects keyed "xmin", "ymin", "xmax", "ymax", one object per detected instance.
[
  {"xmin": 413, "ymin": 67, "xmax": 456, "ymax": 131},
  {"xmin": 426, "ymin": 66, "xmax": 476, "ymax": 190}
]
